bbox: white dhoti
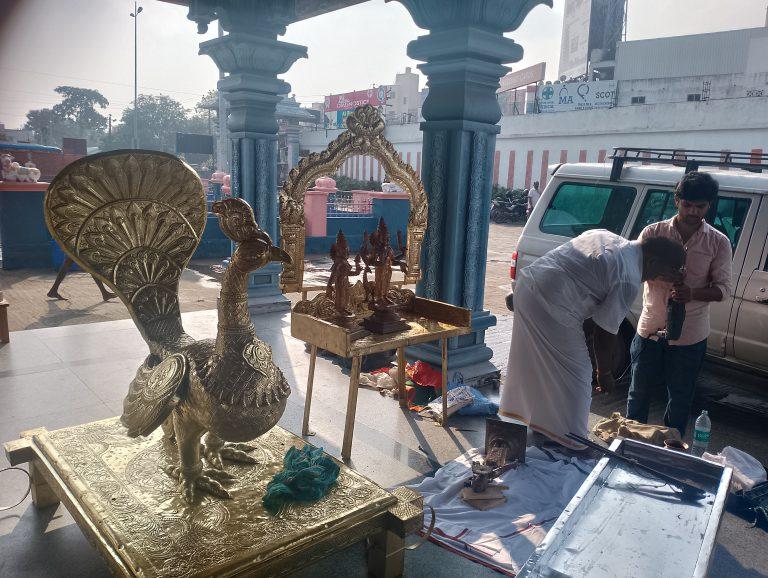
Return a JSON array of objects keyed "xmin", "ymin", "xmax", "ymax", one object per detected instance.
[
  {"xmin": 500, "ymin": 231, "xmax": 643, "ymax": 449},
  {"xmin": 500, "ymin": 271, "xmax": 592, "ymax": 448}
]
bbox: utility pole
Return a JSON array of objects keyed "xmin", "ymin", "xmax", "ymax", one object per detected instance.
[
  {"xmin": 130, "ymin": 2, "xmax": 143, "ymax": 149},
  {"xmin": 108, "ymin": 113, "xmax": 113, "ymax": 149}
]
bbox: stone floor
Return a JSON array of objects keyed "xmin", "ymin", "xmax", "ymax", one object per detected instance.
[
  {"xmin": 2, "ymin": 222, "xmax": 767, "ymax": 576},
  {"xmin": 1, "ymin": 309, "xmax": 767, "ymax": 577}
]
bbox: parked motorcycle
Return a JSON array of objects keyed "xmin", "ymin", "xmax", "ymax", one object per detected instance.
[{"xmin": 490, "ymin": 199, "xmax": 527, "ymax": 223}]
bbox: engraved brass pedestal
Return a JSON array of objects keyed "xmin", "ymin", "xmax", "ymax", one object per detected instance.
[{"xmin": 4, "ymin": 418, "xmax": 423, "ymax": 578}]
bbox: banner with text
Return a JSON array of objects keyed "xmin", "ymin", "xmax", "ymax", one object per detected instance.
[{"xmin": 537, "ymin": 80, "xmax": 617, "ymax": 113}]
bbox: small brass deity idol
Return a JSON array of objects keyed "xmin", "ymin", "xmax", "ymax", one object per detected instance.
[
  {"xmin": 326, "ymin": 230, "xmax": 363, "ymax": 328},
  {"xmin": 358, "ymin": 218, "xmax": 410, "ymax": 334}
]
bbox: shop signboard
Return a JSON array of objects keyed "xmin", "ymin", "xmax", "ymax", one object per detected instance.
[
  {"xmin": 499, "ymin": 62, "xmax": 546, "ymax": 92},
  {"xmin": 323, "ymin": 86, "xmax": 390, "ymax": 128},
  {"xmin": 536, "ymin": 80, "xmax": 617, "ymax": 113}
]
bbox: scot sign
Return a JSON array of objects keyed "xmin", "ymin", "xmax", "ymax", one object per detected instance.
[{"xmin": 537, "ymin": 80, "xmax": 617, "ymax": 113}]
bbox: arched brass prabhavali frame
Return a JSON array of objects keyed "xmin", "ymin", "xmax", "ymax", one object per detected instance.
[{"xmin": 279, "ymin": 104, "xmax": 427, "ymax": 293}]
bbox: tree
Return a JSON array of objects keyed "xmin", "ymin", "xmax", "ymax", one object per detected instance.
[
  {"xmin": 109, "ymin": 94, "xmax": 188, "ymax": 152},
  {"xmin": 51, "ymin": 86, "xmax": 109, "ymax": 136},
  {"xmin": 23, "ymin": 86, "xmax": 109, "ymax": 146},
  {"xmin": 24, "ymin": 108, "xmax": 70, "ymax": 146}
]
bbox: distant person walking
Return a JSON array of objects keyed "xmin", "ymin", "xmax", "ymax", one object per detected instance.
[
  {"xmin": 47, "ymin": 257, "xmax": 116, "ymax": 302},
  {"xmin": 527, "ymin": 180, "xmax": 541, "ymax": 217}
]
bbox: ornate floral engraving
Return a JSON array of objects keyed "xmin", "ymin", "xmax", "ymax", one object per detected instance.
[
  {"xmin": 463, "ymin": 131, "xmax": 487, "ymax": 310},
  {"xmin": 278, "ymin": 104, "xmax": 428, "ymax": 292},
  {"xmin": 35, "ymin": 419, "xmax": 395, "ymax": 578},
  {"xmin": 422, "ymin": 129, "xmax": 447, "ymax": 300}
]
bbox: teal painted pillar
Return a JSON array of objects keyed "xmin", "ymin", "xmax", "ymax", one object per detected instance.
[
  {"xmin": 396, "ymin": 0, "xmax": 551, "ymax": 370},
  {"xmin": 190, "ymin": 2, "xmax": 307, "ymax": 313}
]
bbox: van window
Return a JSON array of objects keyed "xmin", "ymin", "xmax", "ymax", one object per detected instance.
[
  {"xmin": 712, "ymin": 196, "xmax": 751, "ymax": 250},
  {"xmin": 630, "ymin": 189, "xmax": 677, "ymax": 238},
  {"xmin": 539, "ymin": 182, "xmax": 637, "ymax": 238},
  {"xmin": 630, "ymin": 189, "xmax": 751, "ymax": 250}
]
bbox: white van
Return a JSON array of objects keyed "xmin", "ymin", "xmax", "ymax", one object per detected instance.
[{"xmin": 509, "ymin": 148, "xmax": 768, "ymax": 375}]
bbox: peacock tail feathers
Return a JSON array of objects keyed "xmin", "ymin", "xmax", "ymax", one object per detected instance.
[{"xmin": 45, "ymin": 151, "xmax": 206, "ymax": 347}]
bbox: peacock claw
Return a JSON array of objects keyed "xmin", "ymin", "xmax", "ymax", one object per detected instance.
[
  {"xmin": 163, "ymin": 464, "xmax": 233, "ymax": 502},
  {"xmin": 204, "ymin": 467, "xmax": 237, "ymax": 482},
  {"xmin": 203, "ymin": 441, "xmax": 258, "ymax": 468}
]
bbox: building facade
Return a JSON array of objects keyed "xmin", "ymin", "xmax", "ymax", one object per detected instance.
[{"xmin": 302, "ymin": 26, "xmax": 768, "ymax": 191}]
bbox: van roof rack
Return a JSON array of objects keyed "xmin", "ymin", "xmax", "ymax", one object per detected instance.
[{"xmin": 609, "ymin": 148, "xmax": 767, "ymax": 181}]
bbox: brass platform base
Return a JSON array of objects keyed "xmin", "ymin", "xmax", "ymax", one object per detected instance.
[
  {"xmin": 4, "ymin": 418, "xmax": 423, "ymax": 578},
  {"xmin": 362, "ymin": 311, "xmax": 410, "ymax": 335}
]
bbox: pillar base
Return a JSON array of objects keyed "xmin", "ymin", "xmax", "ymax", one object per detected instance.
[
  {"xmin": 247, "ymin": 262, "xmax": 291, "ymax": 315},
  {"xmin": 406, "ymin": 309, "xmax": 498, "ymax": 383}
]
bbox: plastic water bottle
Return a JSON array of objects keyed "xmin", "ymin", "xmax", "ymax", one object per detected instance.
[{"xmin": 691, "ymin": 410, "xmax": 711, "ymax": 456}]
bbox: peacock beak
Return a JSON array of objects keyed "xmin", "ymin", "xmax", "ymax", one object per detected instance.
[{"xmin": 270, "ymin": 246, "xmax": 292, "ymax": 264}]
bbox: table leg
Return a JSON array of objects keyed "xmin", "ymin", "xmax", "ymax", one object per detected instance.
[
  {"xmin": 0, "ymin": 302, "xmax": 9, "ymax": 344},
  {"xmin": 341, "ymin": 355, "xmax": 362, "ymax": 460},
  {"xmin": 440, "ymin": 337, "xmax": 448, "ymax": 427},
  {"xmin": 29, "ymin": 461, "xmax": 60, "ymax": 509},
  {"xmin": 367, "ymin": 527, "xmax": 405, "ymax": 578},
  {"xmin": 301, "ymin": 345, "xmax": 318, "ymax": 436},
  {"xmin": 397, "ymin": 347, "xmax": 407, "ymax": 408}
]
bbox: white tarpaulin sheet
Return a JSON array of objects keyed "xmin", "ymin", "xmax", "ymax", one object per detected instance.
[{"xmin": 410, "ymin": 447, "xmax": 594, "ymax": 575}]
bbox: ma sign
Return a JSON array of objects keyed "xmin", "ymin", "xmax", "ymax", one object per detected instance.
[{"xmin": 537, "ymin": 80, "xmax": 617, "ymax": 113}]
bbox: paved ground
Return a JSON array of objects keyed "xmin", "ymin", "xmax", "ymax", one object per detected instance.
[
  {"xmin": 2, "ymin": 223, "xmax": 767, "ymax": 576},
  {"xmin": 484, "ymin": 222, "xmax": 524, "ymax": 316}
]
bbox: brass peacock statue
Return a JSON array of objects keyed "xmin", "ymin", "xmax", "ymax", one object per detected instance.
[{"xmin": 45, "ymin": 150, "xmax": 291, "ymax": 502}]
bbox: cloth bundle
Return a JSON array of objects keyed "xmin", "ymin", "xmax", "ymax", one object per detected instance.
[
  {"xmin": 592, "ymin": 411, "xmax": 682, "ymax": 446},
  {"xmin": 262, "ymin": 445, "xmax": 340, "ymax": 515},
  {"xmin": 359, "ymin": 367, "xmax": 398, "ymax": 396}
]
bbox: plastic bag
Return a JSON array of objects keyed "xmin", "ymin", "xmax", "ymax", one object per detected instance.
[
  {"xmin": 456, "ymin": 386, "xmax": 499, "ymax": 416},
  {"xmin": 418, "ymin": 385, "xmax": 474, "ymax": 421},
  {"xmin": 703, "ymin": 446, "xmax": 767, "ymax": 492}
]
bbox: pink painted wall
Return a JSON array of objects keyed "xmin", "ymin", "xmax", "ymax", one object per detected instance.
[{"xmin": 304, "ymin": 176, "xmax": 337, "ymax": 237}]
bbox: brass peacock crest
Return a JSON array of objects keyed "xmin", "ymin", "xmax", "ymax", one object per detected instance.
[{"xmin": 46, "ymin": 150, "xmax": 292, "ymax": 503}]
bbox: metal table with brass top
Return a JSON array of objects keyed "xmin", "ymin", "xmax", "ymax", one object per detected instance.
[
  {"xmin": 292, "ymin": 297, "xmax": 472, "ymax": 460},
  {"xmin": 4, "ymin": 417, "xmax": 424, "ymax": 578}
]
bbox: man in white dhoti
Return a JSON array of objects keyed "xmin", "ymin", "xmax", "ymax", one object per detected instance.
[{"xmin": 500, "ymin": 230, "xmax": 686, "ymax": 449}]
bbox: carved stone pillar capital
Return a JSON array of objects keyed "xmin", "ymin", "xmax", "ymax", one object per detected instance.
[
  {"xmin": 392, "ymin": 0, "xmax": 551, "ymax": 32},
  {"xmin": 189, "ymin": 1, "xmax": 305, "ymax": 313},
  {"xmin": 396, "ymin": 0, "xmax": 552, "ymax": 371}
]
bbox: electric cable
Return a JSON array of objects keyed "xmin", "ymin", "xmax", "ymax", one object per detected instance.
[{"xmin": 0, "ymin": 466, "xmax": 32, "ymax": 511}]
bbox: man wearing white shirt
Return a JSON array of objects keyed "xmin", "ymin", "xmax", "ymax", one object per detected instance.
[
  {"xmin": 527, "ymin": 181, "xmax": 541, "ymax": 217},
  {"xmin": 500, "ymin": 230, "xmax": 686, "ymax": 449}
]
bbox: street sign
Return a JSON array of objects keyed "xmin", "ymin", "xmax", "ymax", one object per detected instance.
[{"xmin": 536, "ymin": 80, "xmax": 617, "ymax": 113}]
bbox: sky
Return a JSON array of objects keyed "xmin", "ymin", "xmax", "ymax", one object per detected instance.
[{"xmin": 0, "ymin": 0, "xmax": 766, "ymax": 130}]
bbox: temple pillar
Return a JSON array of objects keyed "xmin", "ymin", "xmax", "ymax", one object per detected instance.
[
  {"xmin": 284, "ymin": 123, "xmax": 301, "ymax": 172},
  {"xmin": 190, "ymin": 1, "xmax": 307, "ymax": 313},
  {"xmin": 395, "ymin": 0, "xmax": 550, "ymax": 372}
]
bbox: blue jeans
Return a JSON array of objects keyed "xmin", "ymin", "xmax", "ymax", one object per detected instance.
[{"xmin": 626, "ymin": 334, "xmax": 707, "ymax": 436}]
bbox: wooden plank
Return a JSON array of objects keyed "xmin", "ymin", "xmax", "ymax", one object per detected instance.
[
  {"xmin": 413, "ymin": 297, "xmax": 471, "ymax": 327},
  {"xmin": 291, "ymin": 312, "xmax": 350, "ymax": 357}
]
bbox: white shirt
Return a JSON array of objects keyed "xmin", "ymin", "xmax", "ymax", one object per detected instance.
[
  {"xmin": 523, "ymin": 229, "xmax": 643, "ymax": 334},
  {"xmin": 528, "ymin": 187, "xmax": 541, "ymax": 208}
]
